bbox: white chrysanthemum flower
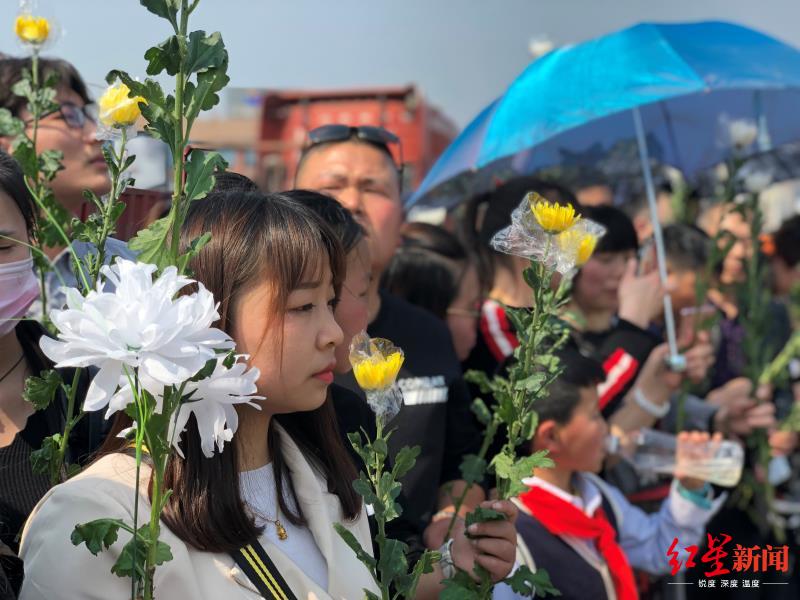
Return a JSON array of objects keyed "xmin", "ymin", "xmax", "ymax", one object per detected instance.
[
  {"xmin": 40, "ymin": 258, "xmax": 233, "ymax": 414},
  {"xmin": 728, "ymin": 119, "xmax": 758, "ymax": 149},
  {"xmin": 112, "ymin": 356, "xmax": 263, "ymax": 458}
]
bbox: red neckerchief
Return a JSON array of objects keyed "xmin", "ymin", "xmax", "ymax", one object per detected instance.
[{"xmin": 519, "ymin": 484, "xmax": 638, "ymax": 600}]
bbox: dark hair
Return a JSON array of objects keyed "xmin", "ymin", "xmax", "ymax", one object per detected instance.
[
  {"xmin": 582, "ymin": 205, "xmax": 639, "ymax": 254},
  {"xmin": 458, "ymin": 176, "xmax": 580, "ymax": 288},
  {"xmin": 773, "ymin": 214, "xmax": 800, "ymax": 267},
  {"xmin": 0, "ymin": 57, "xmax": 91, "ymax": 116},
  {"xmin": 382, "ymin": 223, "xmax": 470, "ymax": 319},
  {"xmin": 101, "ymin": 191, "xmax": 360, "ymax": 553},
  {"xmin": 295, "ymin": 137, "xmax": 400, "ymax": 191},
  {"xmin": 282, "ymin": 189, "xmax": 365, "ymax": 254},
  {"xmin": 534, "ymin": 344, "xmax": 606, "ymax": 426},
  {"xmin": 210, "ymin": 170, "xmax": 260, "ymax": 194},
  {"xmin": 0, "ymin": 150, "xmax": 35, "ymax": 235},
  {"xmin": 662, "ymin": 223, "xmax": 711, "ymax": 271}
]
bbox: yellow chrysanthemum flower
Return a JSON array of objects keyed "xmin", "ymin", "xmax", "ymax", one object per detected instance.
[
  {"xmin": 15, "ymin": 14, "xmax": 49, "ymax": 45},
  {"xmin": 352, "ymin": 350, "xmax": 404, "ymax": 391},
  {"xmin": 528, "ymin": 192, "xmax": 580, "ymax": 234},
  {"xmin": 558, "ymin": 229, "xmax": 599, "ymax": 267},
  {"xmin": 98, "ymin": 83, "xmax": 146, "ymax": 128}
]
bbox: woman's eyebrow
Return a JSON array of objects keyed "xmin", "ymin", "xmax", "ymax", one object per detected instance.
[{"xmin": 295, "ymin": 280, "xmax": 323, "ymax": 290}]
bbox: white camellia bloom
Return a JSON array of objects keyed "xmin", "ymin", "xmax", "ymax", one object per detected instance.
[
  {"xmin": 729, "ymin": 119, "xmax": 758, "ymax": 149},
  {"xmin": 40, "ymin": 259, "xmax": 233, "ymax": 413},
  {"xmin": 113, "ymin": 356, "xmax": 263, "ymax": 457}
]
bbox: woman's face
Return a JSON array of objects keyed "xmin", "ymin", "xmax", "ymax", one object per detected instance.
[
  {"xmin": 573, "ymin": 250, "xmax": 635, "ymax": 314},
  {"xmin": 20, "ymin": 88, "xmax": 110, "ymax": 215},
  {"xmin": 0, "ymin": 190, "xmax": 29, "ymax": 264},
  {"xmin": 446, "ymin": 264, "xmax": 481, "ymax": 361},
  {"xmin": 334, "ymin": 239, "xmax": 371, "ymax": 373},
  {"xmin": 232, "ymin": 262, "xmax": 344, "ymax": 415}
]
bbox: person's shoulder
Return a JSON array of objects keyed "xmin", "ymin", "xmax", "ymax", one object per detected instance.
[{"xmin": 35, "ymin": 453, "xmax": 143, "ymax": 513}]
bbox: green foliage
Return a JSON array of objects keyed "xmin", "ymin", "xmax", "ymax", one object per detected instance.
[
  {"xmin": 23, "ymin": 369, "xmax": 62, "ymax": 411},
  {"xmin": 504, "ymin": 565, "xmax": 561, "ymax": 597},
  {"xmin": 71, "ymin": 518, "xmax": 125, "ymax": 555},
  {"xmin": 112, "ymin": 526, "xmax": 173, "ymax": 580},
  {"xmin": 29, "ymin": 433, "xmax": 62, "ymax": 476},
  {"xmin": 340, "ymin": 424, "xmax": 438, "ymax": 599}
]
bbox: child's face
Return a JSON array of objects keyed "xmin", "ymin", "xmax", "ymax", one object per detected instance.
[
  {"xmin": 232, "ymin": 263, "xmax": 343, "ymax": 414},
  {"xmin": 573, "ymin": 250, "xmax": 635, "ymax": 314},
  {"xmin": 446, "ymin": 264, "xmax": 481, "ymax": 361},
  {"xmin": 551, "ymin": 387, "xmax": 609, "ymax": 474},
  {"xmin": 666, "ymin": 265, "xmax": 698, "ymax": 317},
  {"xmin": 334, "ymin": 240, "xmax": 372, "ymax": 373}
]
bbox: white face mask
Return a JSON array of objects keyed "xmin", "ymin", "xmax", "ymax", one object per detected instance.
[{"xmin": 0, "ymin": 257, "xmax": 40, "ymax": 336}]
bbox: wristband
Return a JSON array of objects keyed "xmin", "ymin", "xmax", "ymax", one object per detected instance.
[
  {"xmin": 438, "ymin": 538, "xmax": 456, "ymax": 579},
  {"xmin": 633, "ymin": 387, "xmax": 670, "ymax": 418}
]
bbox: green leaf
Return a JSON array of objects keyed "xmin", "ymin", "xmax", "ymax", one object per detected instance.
[
  {"xmin": 38, "ymin": 149, "xmax": 64, "ymax": 181},
  {"xmin": 464, "ymin": 506, "xmax": 505, "ymax": 530},
  {"xmin": 145, "ymin": 35, "xmax": 182, "ymax": 76},
  {"xmin": 492, "ymin": 452, "xmax": 553, "ymax": 498},
  {"xmin": 459, "ymin": 454, "xmax": 487, "ymax": 486},
  {"xmin": 392, "ymin": 445, "xmax": 419, "ymax": 480},
  {"xmin": 140, "ymin": 0, "xmax": 179, "ymax": 28},
  {"xmin": 440, "ymin": 570, "xmax": 482, "ymax": 600},
  {"xmin": 0, "ymin": 108, "xmax": 24, "ymax": 136},
  {"xmin": 111, "ymin": 525, "xmax": 173, "ymax": 579},
  {"xmin": 183, "ymin": 31, "xmax": 226, "ymax": 75},
  {"xmin": 514, "ymin": 372, "xmax": 547, "ymax": 393},
  {"xmin": 11, "ymin": 138, "xmax": 37, "ymax": 180},
  {"xmin": 470, "ymin": 397, "xmax": 492, "ymax": 425},
  {"xmin": 333, "ymin": 523, "xmax": 376, "ymax": 570},
  {"xmin": 11, "ymin": 78, "xmax": 34, "ymax": 104},
  {"xmin": 30, "ymin": 433, "xmax": 62, "ymax": 476},
  {"xmin": 183, "ymin": 150, "xmax": 228, "ymax": 202},
  {"xmin": 71, "ymin": 518, "xmax": 124, "ymax": 556},
  {"xmin": 377, "ymin": 538, "xmax": 408, "ymax": 587},
  {"xmin": 184, "ymin": 56, "xmax": 230, "ymax": 122},
  {"xmin": 371, "ymin": 437, "xmax": 388, "ymax": 458},
  {"xmin": 504, "ymin": 564, "xmax": 561, "ymax": 597},
  {"xmin": 23, "ymin": 369, "xmax": 62, "ymax": 411},
  {"xmin": 127, "ymin": 214, "xmax": 172, "ymax": 269},
  {"xmin": 352, "ymin": 474, "xmax": 379, "ymax": 506},
  {"xmin": 106, "ymin": 72, "xmax": 176, "ymax": 149},
  {"xmin": 176, "ymin": 232, "xmax": 211, "ymax": 274}
]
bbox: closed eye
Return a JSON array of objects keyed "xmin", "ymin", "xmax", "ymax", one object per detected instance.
[{"xmin": 291, "ymin": 303, "xmax": 315, "ymax": 313}]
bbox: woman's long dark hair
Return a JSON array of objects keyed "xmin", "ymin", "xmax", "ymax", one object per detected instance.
[{"xmin": 102, "ymin": 191, "xmax": 360, "ymax": 553}]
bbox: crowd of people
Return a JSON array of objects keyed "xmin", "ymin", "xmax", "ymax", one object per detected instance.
[{"xmin": 1, "ymin": 53, "xmax": 800, "ymax": 600}]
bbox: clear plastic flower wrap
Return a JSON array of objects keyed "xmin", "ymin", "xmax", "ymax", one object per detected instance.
[
  {"xmin": 490, "ymin": 192, "xmax": 606, "ymax": 274},
  {"xmin": 349, "ymin": 330, "xmax": 405, "ymax": 424}
]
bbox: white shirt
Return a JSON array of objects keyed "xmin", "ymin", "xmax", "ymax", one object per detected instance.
[{"xmin": 239, "ymin": 463, "xmax": 329, "ymax": 590}]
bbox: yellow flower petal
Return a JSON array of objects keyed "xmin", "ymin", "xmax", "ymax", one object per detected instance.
[
  {"xmin": 528, "ymin": 192, "xmax": 580, "ymax": 234},
  {"xmin": 15, "ymin": 14, "xmax": 49, "ymax": 45},
  {"xmin": 557, "ymin": 228, "xmax": 599, "ymax": 267},
  {"xmin": 98, "ymin": 83, "xmax": 146, "ymax": 128},
  {"xmin": 352, "ymin": 350, "xmax": 404, "ymax": 391}
]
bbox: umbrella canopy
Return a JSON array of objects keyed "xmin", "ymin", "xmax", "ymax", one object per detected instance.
[{"xmin": 409, "ymin": 21, "xmax": 800, "ymax": 210}]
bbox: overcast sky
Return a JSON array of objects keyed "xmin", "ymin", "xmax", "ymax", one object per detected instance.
[{"xmin": 2, "ymin": 0, "xmax": 799, "ymax": 128}]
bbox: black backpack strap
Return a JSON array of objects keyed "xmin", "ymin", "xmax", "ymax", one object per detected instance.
[{"xmin": 230, "ymin": 541, "xmax": 298, "ymax": 600}]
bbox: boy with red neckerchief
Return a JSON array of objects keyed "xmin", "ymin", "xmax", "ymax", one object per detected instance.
[{"xmin": 506, "ymin": 346, "xmax": 725, "ymax": 600}]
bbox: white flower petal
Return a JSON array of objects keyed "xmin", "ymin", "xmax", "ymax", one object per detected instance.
[{"xmin": 84, "ymin": 361, "xmax": 123, "ymax": 413}]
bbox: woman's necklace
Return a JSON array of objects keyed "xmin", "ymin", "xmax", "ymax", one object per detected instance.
[
  {"xmin": 0, "ymin": 353, "xmax": 25, "ymax": 384},
  {"xmin": 265, "ymin": 515, "xmax": 288, "ymax": 541}
]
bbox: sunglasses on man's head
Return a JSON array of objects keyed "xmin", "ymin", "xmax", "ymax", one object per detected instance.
[{"xmin": 306, "ymin": 124, "xmax": 404, "ymax": 170}]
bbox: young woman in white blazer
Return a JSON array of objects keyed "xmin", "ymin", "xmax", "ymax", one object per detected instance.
[{"xmin": 19, "ymin": 190, "xmax": 518, "ymax": 599}]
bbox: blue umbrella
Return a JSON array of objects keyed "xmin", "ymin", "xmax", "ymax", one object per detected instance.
[
  {"xmin": 409, "ymin": 20, "xmax": 800, "ymax": 368},
  {"xmin": 409, "ymin": 20, "xmax": 800, "ymax": 209}
]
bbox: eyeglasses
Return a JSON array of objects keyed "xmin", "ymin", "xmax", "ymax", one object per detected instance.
[
  {"xmin": 306, "ymin": 124, "xmax": 404, "ymax": 170},
  {"xmin": 446, "ymin": 300, "xmax": 482, "ymax": 320},
  {"xmin": 37, "ymin": 101, "xmax": 98, "ymax": 131}
]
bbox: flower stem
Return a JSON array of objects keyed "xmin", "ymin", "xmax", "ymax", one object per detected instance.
[{"xmin": 169, "ymin": 3, "xmax": 190, "ymax": 265}]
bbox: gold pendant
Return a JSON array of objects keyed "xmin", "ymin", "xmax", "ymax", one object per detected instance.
[{"xmin": 275, "ymin": 519, "xmax": 288, "ymax": 541}]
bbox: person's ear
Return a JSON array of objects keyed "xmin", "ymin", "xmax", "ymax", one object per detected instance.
[{"xmin": 533, "ymin": 420, "xmax": 562, "ymax": 455}]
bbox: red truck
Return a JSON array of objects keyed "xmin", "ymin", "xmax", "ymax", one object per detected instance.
[{"xmin": 257, "ymin": 85, "xmax": 457, "ymax": 192}]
